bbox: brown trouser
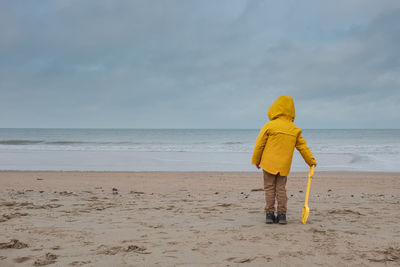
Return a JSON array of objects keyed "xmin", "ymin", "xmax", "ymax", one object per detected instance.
[{"xmin": 263, "ymin": 170, "xmax": 288, "ymax": 212}]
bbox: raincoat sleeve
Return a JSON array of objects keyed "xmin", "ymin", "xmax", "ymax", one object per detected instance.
[
  {"xmin": 295, "ymin": 134, "xmax": 317, "ymax": 166},
  {"xmin": 251, "ymin": 124, "xmax": 269, "ymax": 165}
]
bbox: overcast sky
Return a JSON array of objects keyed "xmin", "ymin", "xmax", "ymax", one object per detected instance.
[{"xmin": 1, "ymin": 0, "xmax": 399, "ymax": 129}]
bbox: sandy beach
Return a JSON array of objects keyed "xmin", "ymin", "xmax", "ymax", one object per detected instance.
[{"xmin": 0, "ymin": 171, "xmax": 399, "ymax": 266}]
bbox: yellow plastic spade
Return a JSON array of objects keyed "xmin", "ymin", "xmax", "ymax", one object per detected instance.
[{"xmin": 302, "ymin": 165, "xmax": 315, "ymax": 224}]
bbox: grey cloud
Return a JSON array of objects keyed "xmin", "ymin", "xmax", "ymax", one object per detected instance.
[{"xmin": 0, "ymin": 0, "xmax": 399, "ymax": 128}]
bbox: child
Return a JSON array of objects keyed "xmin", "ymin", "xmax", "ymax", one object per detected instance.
[{"xmin": 251, "ymin": 96, "xmax": 316, "ymax": 224}]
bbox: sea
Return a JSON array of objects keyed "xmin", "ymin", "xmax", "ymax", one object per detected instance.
[{"xmin": 0, "ymin": 128, "xmax": 399, "ymax": 172}]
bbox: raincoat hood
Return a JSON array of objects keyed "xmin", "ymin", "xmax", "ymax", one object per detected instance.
[{"xmin": 267, "ymin": 96, "xmax": 295, "ymax": 122}]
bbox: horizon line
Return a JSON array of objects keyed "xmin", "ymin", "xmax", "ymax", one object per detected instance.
[{"xmin": 1, "ymin": 127, "xmax": 399, "ymax": 130}]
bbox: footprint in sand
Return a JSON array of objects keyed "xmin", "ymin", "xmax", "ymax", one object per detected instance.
[
  {"xmin": 1, "ymin": 201, "xmax": 17, "ymax": 207},
  {"xmin": 162, "ymin": 249, "xmax": 179, "ymax": 254},
  {"xmin": 59, "ymin": 191, "xmax": 74, "ymax": 196},
  {"xmin": 97, "ymin": 244, "xmax": 151, "ymax": 255},
  {"xmin": 217, "ymin": 203, "xmax": 233, "ymax": 207},
  {"xmin": 226, "ymin": 257, "xmax": 256, "ymax": 263},
  {"xmin": 33, "ymin": 253, "xmax": 58, "ymax": 266},
  {"xmin": 69, "ymin": 260, "xmax": 91, "ymax": 266},
  {"xmin": 241, "ymin": 224, "xmax": 255, "ymax": 228},
  {"xmin": 4, "ymin": 201, "xmax": 63, "ymax": 210},
  {"xmin": 366, "ymin": 246, "xmax": 400, "ymax": 263},
  {"xmin": 0, "ymin": 239, "xmax": 29, "ymax": 249},
  {"xmin": 328, "ymin": 209, "xmax": 363, "ymax": 216},
  {"xmin": 0, "ymin": 212, "xmax": 29, "ymax": 222},
  {"xmin": 13, "ymin": 256, "xmax": 32, "ymax": 263},
  {"xmin": 306, "ymin": 228, "xmax": 326, "ymax": 234}
]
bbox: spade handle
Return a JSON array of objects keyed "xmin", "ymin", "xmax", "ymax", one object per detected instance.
[{"xmin": 304, "ymin": 165, "xmax": 315, "ymax": 206}]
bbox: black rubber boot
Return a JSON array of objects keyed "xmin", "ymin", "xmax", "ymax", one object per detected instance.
[
  {"xmin": 277, "ymin": 212, "xmax": 287, "ymax": 225},
  {"xmin": 266, "ymin": 212, "xmax": 275, "ymax": 224}
]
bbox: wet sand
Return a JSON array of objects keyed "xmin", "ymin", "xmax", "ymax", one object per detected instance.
[{"xmin": 0, "ymin": 171, "xmax": 399, "ymax": 266}]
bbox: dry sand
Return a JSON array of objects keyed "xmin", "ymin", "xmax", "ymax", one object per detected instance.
[{"xmin": 0, "ymin": 171, "xmax": 399, "ymax": 266}]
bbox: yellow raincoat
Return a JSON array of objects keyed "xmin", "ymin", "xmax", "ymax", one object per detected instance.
[{"xmin": 251, "ymin": 96, "xmax": 317, "ymax": 176}]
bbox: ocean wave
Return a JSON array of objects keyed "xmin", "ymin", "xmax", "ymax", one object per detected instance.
[
  {"xmin": 312, "ymin": 144, "xmax": 400, "ymax": 154},
  {"xmin": 46, "ymin": 141, "xmax": 86, "ymax": 145},
  {"xmin": 0, "ymin": 140, "xmax": 43, "ymax": 145},
  {"xmin": 222, "ymin": 142, "xmax": 243, "ymax": 145},
  {"xmin": 0, "ymin": 140, "xmax": 142, "ymax": 146}
]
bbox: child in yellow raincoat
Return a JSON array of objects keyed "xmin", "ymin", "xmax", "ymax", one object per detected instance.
[{"xmin": 252, "ymin": 96, "xmax": 317, "ymax": 224}]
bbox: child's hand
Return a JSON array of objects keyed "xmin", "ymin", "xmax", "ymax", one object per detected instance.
[
  {"xmin": 256, "ymin": 164, "xmax": 260, "ymax": 169},
  {"xmin": 309, "ymin": 165, "xmax": 315, "ymax": 177}
]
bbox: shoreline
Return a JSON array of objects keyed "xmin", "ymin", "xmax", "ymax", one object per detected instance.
[{"xmin": 2, "ymin": 169, "xmax": 400, "ymax": 173}]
